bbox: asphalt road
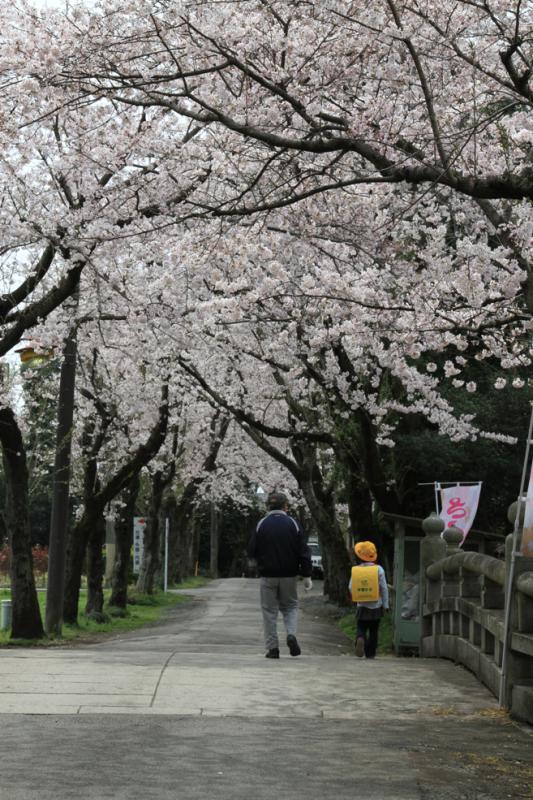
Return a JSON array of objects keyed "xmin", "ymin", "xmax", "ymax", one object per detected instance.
[{"xmin": 0, "ymin": 579, "xmax": 531, "ymax": 800}]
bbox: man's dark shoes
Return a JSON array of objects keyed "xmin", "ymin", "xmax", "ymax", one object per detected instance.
[
  {"xmin": 265, "ymin": 648, "xmax": 280, "ymax": 659},
  {"xmin": 286, "ymin": 635, "xmax": 301, "ymax": 657}
]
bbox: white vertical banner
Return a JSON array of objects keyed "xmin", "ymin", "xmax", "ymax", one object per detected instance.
[
  {"xmin": 521, "ymin": 464, "xmax": 533, "ymax": 556},
  {"xmin": 133, "ymin": 517, "xmax": 146, "ymax": 574},
  {"xmin": 439, "ymin": 483, "xmax": 482, "ymax": 545}
]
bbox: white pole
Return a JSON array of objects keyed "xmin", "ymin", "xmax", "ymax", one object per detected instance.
[
  {"xmin": 499, "ymin": 402, "xmax": 533, "ymax": 706},
  {"xmin": 434, "ymin": 482, "xmax": 440, "ymax": 515},
  {"xmin": 164, "ymin": 517, "xmax": 169, "ymax": 593}
]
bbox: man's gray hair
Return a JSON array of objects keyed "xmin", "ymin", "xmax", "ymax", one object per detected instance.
[{"xmin": 267, "ymin": 491, "xmax": 288, "ymax": 510}]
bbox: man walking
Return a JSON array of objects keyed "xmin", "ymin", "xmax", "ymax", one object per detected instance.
[{"xmin": 248, "ymin": 491, "xmax": 312, "ymax": 658}]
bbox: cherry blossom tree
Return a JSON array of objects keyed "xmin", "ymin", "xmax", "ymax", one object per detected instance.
[
  {"xmin": 5, "ymin": 0, "xmax": 533, "ymax": 620},
  {"xmin": 43, "ymin": 0, "xmax": 531, "ymax": 425},
  {"xmin": 52, "ymin": 1, "xmax": 533, "ymax": 300},
  {"xmin": 0, "ymin": 0, "xmax": 214, "ymax": 631}
]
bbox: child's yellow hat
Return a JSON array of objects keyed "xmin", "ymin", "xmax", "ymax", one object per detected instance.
[{"xmin": 354, "ymin": 541, "xmax": 377, "ymax": 562}]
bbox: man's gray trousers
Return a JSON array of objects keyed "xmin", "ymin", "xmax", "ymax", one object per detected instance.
[{"xmin": 260, "ymin": 576, "xmax": 298, "ymax": 650}]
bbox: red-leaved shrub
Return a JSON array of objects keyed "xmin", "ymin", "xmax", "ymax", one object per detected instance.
[{"xmin": 0, "ymin": 544, "xmax": 49, "ymax": 580}]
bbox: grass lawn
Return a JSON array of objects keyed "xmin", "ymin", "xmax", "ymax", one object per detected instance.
[
  {"xmin": 338, "ymin": 609, "xmax": 394, "ymax": 655},
  {"xmin": 0, "ymin": 576, "xmax": 209, "ymax": 646}
]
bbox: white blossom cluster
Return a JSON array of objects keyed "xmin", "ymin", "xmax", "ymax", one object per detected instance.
[{"xmin": 1, "ymin": 0, "xmax": 532, "ymax": 518}]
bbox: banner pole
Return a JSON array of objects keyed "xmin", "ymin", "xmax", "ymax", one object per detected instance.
[
  {"xmin": 434, "ymin": 482, "xmax": 440, "ymax": 515},
  {"xmin": 419, "ymin": 481, "xmax": 482, "ymax": 485}
]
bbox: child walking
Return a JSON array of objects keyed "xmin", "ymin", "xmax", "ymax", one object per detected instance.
[{"xmin": 349, "ymin": 541, "xmax": 389, "ymax": 659}]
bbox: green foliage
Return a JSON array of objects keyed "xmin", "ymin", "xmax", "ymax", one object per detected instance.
[{"xmin": 390, "ymin": 359, "xmax": 533, "ymax": 532}]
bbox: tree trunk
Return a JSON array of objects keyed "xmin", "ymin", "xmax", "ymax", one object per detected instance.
[
  {"xmin": 337, "ymin": 441, "xmax": 397, "ymax": 573},
  {"xmin": 169, "ymin": 483, "xmax": 212, "ymax": 582},
  {"xmin": 190, "ymin": 513, "xmax": 201, "ymax": 575},
  {"xmin": 344, "ymin": 477, "xmax": 374, "ymax": 541},
  {"xmin": 171, "ymin": 413, "xmax": 229, "ymax": 583},
  {"xmin": 300, "ymin": 479, "xmax": 350, "ymax": 605},
  {"xmin": 356, "ymin": 409, "xmax": 400, "ymax": 513},
  {"xmin": 63, "ymin": 512, "xmax": 94, "ymax": 624},
  {"xmin": 171, "ymin": 494, "xmax": 196, "ymax": 582},
  {"xmin": 155, "ymin": 502, "xmax": 168, "ymax": 590},
  {"xmin": 136, "ymin": 471, "xmax": 164, "ymax": 594},
  {"xmin": 64, "ymin": 409, "xmax": 101, "ymax": 625},
  {"xmin": 85, "ymin": 511, "xmax": 106, "ymax": 615},
  {"xmin": 110, "ymin": 473, "xmax": 140, "ymax": 608},
  {"xmin": 343, "ymin": 469, "xmax": 387, "ymax": 561},
  {"xmin": 64, "ymin": 382, "xmax": 169, "ymax": 622},
  {"xmin": 292, "ymin": 443, "xmax": 351, "ymax": 606},
  {"xmin": 172, "ymin": 516, "xmax": 192, "ymax": 583},
  {"xmin": 45, "ymin": 303, "xmax": 78, "ymax": 636},
  {"xmin": 0, "ymin": 408, "xmax": 44, "ymax": 639},
  {"xmin": 209, "ymin": 502, "xmax": 219, "ymax": 578}
]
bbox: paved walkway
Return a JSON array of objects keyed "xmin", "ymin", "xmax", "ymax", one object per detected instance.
[{"xmin": 0, "ymin": 579, "xmax": 531, "ymax": 799}]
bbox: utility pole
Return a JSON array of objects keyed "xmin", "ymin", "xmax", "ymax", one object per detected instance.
[{"xmin": 45, "ymin": 292, "xmax": 79, "ymax": 635}]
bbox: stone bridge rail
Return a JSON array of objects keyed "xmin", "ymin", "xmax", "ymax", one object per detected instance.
[{"xmin": 421, "ymin": 513, "xmax": 533, "ymax": 725}]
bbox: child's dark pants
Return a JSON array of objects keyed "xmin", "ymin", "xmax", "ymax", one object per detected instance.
[{"xmin": 356, "ymin": 618, "xmax": 380, "ymax": 658}]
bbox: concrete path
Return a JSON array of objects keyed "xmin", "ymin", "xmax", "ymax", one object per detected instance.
[{"xmin": 0, "ymin": 579, "xmax": 531, "ymax": 799}]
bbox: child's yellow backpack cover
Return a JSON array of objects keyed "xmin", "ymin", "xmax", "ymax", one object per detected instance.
[{"xmin": 351, "ymin": 565, "xmax": 379, "ymax": 603}]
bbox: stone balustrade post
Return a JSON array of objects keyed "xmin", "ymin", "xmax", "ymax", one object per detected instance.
[
  {"xmin": 442, "ymin": 526, "xmax": 462, "ymax": 598},
  {"xmin": 505, "ymin": 499, "xmax": 525, "ymax": 591},
  {"xmin": 443, "ymin": 526, "xmax": 462, "ymax": 636},
  {"xmin": 419, "ymin": 512, "xmax": 446, "ymax": 655},
  {"xmin": 421, "ymin": 512, "xmax": 446, "ymax": 606},
  {"xmin": 503, "ymin": 502, "xmax": 530, "ymax": 658},
  {"xmin": 443, "ymin": 526, "xmax": 463, "ymax": 555},
  {"xmin": 507, "ymin": 500, "xmax": 533, "ymax": 634}
]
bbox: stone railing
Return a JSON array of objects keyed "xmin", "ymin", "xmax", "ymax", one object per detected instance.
[{"xmin": 420, "ymin": 512, "xmax": 533, "ymax": 725}]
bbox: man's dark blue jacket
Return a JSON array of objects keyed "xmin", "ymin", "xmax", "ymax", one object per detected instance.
[{"xmin": 248, "ymin": 510, "xmax": 312, "ymax": 578}]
